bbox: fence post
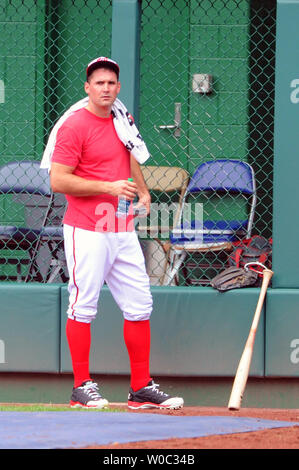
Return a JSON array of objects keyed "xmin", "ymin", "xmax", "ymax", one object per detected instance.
[
  {"xmin": 272, "ymin": 0, "xmax": 299, "ymax": 287},
  {"xmin": 111, "ymin": 0, "xmax": 141, "ymax": 123}
]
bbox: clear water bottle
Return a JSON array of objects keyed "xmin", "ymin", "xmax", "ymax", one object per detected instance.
[{"xmin": 116, "ymin": 178, "xmax": 133, "ymax": 219}]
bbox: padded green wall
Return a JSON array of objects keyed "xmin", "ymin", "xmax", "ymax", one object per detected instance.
[
  {"xmin": 0, "ymin": 283, "xmax": 299, "ymax": 388},
  {"xmin": 60, "ymin": 285, "xmax": 264, "ymax": 377},
  {"xmin": 0, "ymin": 284, "xmax": 60, "ymax": 372},
  {"xmin": 272, "ymin": 0, "xmax": 299, "ymax": 288},
  {"xmin": 266, "ymin": 289, "xmax": 299, "ymax": 377}
]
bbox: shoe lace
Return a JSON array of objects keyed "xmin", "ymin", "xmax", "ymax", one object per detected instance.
[
  {"xmin": 82, "ymin": 381, "xmax": 102, "ymax": 399},
  {"xmin": 146, "ymin": 381, "xmax": 168, "ymax": 397}
]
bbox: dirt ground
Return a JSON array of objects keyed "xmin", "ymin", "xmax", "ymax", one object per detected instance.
[{"xmin": 90, "ymin": 405, "xmax": 299, "ymax": 449}]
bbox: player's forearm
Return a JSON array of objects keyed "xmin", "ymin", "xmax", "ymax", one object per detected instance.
[
  {"xmin": 51, "ymin": 172, "xmax": 114, "ymax": 197},
  {"xmin": 130, "ymin": 156, "xmax": 149, "ymax": 196},
  {"xmin": 130, "ymin": 155, "xmax": 151, "ymax": 213},
  {"xmin": 50, "ymin": 164, "xmax": 138, "ymax": 199}
]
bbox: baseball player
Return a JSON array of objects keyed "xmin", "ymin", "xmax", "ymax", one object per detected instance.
[{"xmin": 49, "ymin": 57, "xmax": 184, "ymax": 410}]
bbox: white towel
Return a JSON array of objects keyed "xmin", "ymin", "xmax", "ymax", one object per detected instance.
[{"xmin": 40, "ymin": 97, "xmax": 150, "ymax": 169}]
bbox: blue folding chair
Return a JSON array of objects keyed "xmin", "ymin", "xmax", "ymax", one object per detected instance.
[
  {"xmin": 0, "ymin": 161, "xmax": 67, "ymax": 282},
  {"xmin": 163, "ymin": 159, "xmax": 257, "ymax": 286}
]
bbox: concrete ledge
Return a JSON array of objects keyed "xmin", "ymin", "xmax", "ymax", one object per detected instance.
[{"xmin": 0, "ymin": 373, "xmax": 299, "ymax": 409}]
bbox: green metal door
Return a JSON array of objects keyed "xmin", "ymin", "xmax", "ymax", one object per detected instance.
[
  {"xmin": 139, "ymin": 0, "xmax": 190, "ymax": 170},
  {"xmin": 138, "ymin": 0, "xmax": 276, "ymax": 285},
  {"xmin": 138, "ymin": 0, "xmax": 252, "ymax": 233},
  {"xmin": 139, "ymin": 0, "xmax": 251, "ymax": 176}
]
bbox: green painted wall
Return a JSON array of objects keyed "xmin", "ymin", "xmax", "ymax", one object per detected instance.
[
  {"xmin": 111, "ymin": 0, "xmax": 141, "ymax": 120},
  {"xmin": 139, "ymin": 0, "xmax": 190, "ymax": 170},
  {"xmin": 189, "ymin": 0, "xmax": 250, "ymax": 173},
  {"xmin": 46, "ymin": 0, "xmax": 112, "ymax": 121},
  {"xmin": 139, "ymin": 0, "xmax": 250, "ymax": 174},
  {"xmin": 0, "ymin": 2, "xmax": 46, "ymax": 278},
  {"xmin": 0, "ymin": 1, "xmax": 45, "ymax": 166}
]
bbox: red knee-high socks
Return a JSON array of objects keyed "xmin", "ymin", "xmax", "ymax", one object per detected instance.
[
  {"xmin": 66, "ymin": 317, "xmax": 151, "ymax": 392},
  {"xmin": 123, "ymin": 319, "xmax": 151, "ymax": 392},
  {"xmin": 66, "ymin": 318, "xmax": 91, "ymax": 388}
]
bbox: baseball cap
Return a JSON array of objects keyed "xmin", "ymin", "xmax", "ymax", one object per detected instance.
[{"xmin": 86, "ymin": 57, "xmax": 120, "ymax": 79}]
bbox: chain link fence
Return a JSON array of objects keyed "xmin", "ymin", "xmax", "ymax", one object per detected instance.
[
  {"xmin": 138, "ymin": 0, "xmax": 276, "ymax": 285},
  {"xmin": 0, "ymin": 0, "xmax": 112, "ymax": 282},
  {"xmin": 0, "ymin": 0, "xmax": 276, "ymax": 285}
]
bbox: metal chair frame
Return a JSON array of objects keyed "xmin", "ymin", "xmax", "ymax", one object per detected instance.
[
  {"xmin": 0, "ymin": 161, "xmax": 67, "ymax": 283},
  {"xmin": 163, "ymin": 159, "xmax": 257, "ymax": 286}
]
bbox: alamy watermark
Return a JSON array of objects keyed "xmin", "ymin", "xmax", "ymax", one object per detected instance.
[
  {"xmin": 0, "ymin": 80, "xmax": 5, "ymax": 104},
  {"xmin": 290, "ymin": 338, "xmax": 299, "ymax": 364},
  {"xmin": 137, "ymin": 202, "xmax": 203, "ymax": 240},
  {"xmin": 94, "ymin": 201, "xmax": 204, "ymax": 241},
  {"xmin": 290, "ymin": 78, "xmax": 299, "ymax": 104},
  {"xmin": 0, "ymin": 339, "xmax": 5, "ymax": 364}
]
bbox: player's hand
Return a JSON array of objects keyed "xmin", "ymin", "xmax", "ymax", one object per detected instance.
[
  {"xmin": 109, "ymin": 180, "xmax": 138, "ymax": 200},
  {"xmin": 135, "ymin": 190, "xmax": 151, "ymax": 216}
]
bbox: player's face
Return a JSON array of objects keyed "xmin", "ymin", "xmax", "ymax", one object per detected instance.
[{"xmin": 84, "ymin": 68, "xmax": 121, "ymax": 113}]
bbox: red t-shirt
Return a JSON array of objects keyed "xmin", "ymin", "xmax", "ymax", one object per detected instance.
[{"xmin": 51, "ymin": 108, "xmax": 134, "ymax": 232}]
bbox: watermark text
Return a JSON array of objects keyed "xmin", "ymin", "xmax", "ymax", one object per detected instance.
[
  {"xmin": 0, "ymin": 339, "xmax": 5, "ymax": 364},
  {"xmin": 94, "ymin": 202, "xmax": 204, "ymax": 241},
  {"xmin": 0, "ymin": 80, "xmax": 4, "ymax": 104}
]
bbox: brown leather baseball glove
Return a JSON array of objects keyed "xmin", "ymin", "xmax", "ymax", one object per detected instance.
[{"xmin": 210, "ymin": 266, "xmax": 258, "ymax": 292}]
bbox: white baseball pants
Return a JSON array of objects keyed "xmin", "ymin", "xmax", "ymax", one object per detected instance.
[{"xmin": 63, "ymin": 224, "xmax": 153, "ymax": 323}]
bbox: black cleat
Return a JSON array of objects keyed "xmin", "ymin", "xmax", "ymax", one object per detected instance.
[
  {"xmin": 70, "ymin": 380, "xmax": 109, "ymax": 409},
  {"xmin": 128, "ymin": 380, "xmax": 184, "ymax": 410}
]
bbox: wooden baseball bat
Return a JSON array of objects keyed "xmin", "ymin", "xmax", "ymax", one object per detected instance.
[{"xmin": 227, "ymin": 268, "xmax": 274, "ymax": 411}]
